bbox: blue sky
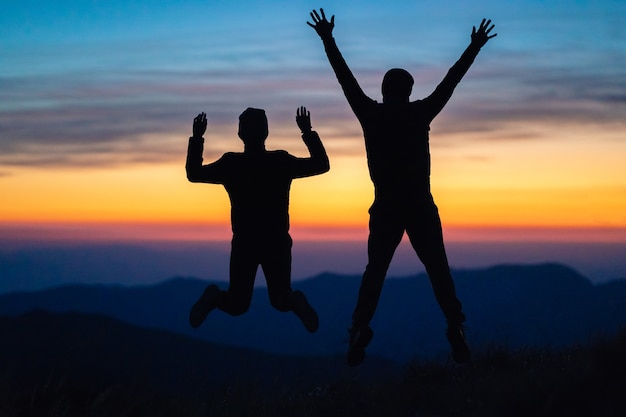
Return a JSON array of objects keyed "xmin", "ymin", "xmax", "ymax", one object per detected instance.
[{"xmin": 2, "ymin": 0, "xmax": 624, "ymax": 168}]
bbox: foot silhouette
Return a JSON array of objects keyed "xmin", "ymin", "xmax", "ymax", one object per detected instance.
[
  {"xmin": 290, "ymin": 290, "xmax": 319, "ymax": 333},
  {"xmin": 447, "ymin": 324, "xmax": 471, "ymax": 363},
  {"xmin": 189, "ymin": 284, "xmax": 219, "ymax": 328},
  {"xmin": 347, "ymin": 326, "xmax": 374, "ymax": 366}
]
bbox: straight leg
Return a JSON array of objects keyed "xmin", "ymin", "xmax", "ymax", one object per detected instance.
[
  {"xmin": 351, "ymin": 208, "xmax": 405, "ymax": 329},
  {"xmin": 405, "ymin": 201, "xmax": 465, "ymax": 324}
]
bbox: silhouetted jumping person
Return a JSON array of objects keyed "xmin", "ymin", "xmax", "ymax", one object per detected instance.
[
  {"xmin": 308, "ymin": 9, "xmax": 496, "ymax": 365},
  {"xmin": 186, "ymin": 106, "xmax": 329, "ymax": 333}
]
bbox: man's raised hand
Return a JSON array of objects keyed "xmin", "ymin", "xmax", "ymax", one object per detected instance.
[
  {"xmin": 296, "ymin": 106, "xmax": 312, "ymax": 133},
  {"xmin": 307, "ymin": 8, "xmax": 334, "ymax": 40},
  {"xmin": 471, "ymin": 18, "xmax": 497, "ymax": 48},
  {"xmin": 193, "ymin": 112, "xmax": 207, "ymax": 138}
]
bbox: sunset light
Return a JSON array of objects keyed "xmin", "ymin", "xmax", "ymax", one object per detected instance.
[{"xmin": 2, "ymin": 0, "xmax": 625, "ymax": 244}]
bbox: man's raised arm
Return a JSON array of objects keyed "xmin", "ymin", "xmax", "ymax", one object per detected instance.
[
  {"xmin": 307, "ymin": 9, "xmax": 370, "ymax": 112},
  {"xmin": 291, "ymin": 106, "xmax": 329, "ymax": 178},
  {"xmin": 186, "ymin": 112, "xmax": 228, "ymax": 184},
  {"xmin": 423, "ymin": 18, "xmax": 497, "ymax": 121}
]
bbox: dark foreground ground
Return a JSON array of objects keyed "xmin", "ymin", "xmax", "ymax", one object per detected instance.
[{"xmin": 2, "ymin": 328, "xmax": 625, "ymax": 417}]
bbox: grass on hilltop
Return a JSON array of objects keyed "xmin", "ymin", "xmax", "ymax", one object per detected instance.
[{"xmin": 2, "ymin": 330, "xmax": 625, "ymax": 417}]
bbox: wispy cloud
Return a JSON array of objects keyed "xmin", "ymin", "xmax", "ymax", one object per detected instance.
[
  {"xmin": 2, "ymin": 57, "xmax": 624, "ymax": 167},
  {"xmin": 2, "ymin": 1, "xmax": 624, "ymax": 169}
]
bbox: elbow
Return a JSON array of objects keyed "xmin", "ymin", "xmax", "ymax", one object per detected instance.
[
  {"xmin": 317, "ymin": 157, "xmax": 330, "ymax": 174},
  {"xmin": 186, "ymin": 167, "xmax": 202, "ymax": 183},
  {"xmin": 322, "ymin": 158, "xmax": 330, "ymax": 173}
]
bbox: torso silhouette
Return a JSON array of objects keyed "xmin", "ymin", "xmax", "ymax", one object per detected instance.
[
  {"xmin": 186, "ymin": 131, "xmax": 328, "ymax": 236},
  {"xmin": 211, "ymin": 150, "xmax": 296, "ymax": 235},
  {"xmin": 321, "ymin": 36, "xmax": 481, "ymax": 207},
  {"xmin": 361, "ymin": 101, "xmax": 432, "ymax": 203}
]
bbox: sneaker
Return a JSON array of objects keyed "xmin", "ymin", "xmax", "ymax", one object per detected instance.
[
  {"xmin": 346, "ymin": 326, "xmax": 373, "ymax": 367},
  {"xmin": 189, "ymin": 284, "xmax": 220, "ymax": 328},
  {"xmin": 447, "ymin": 323, "xmax": 471, "ymax": 364},
  {"xmin": 290, "ymin": 290, "xmax": 319, "ymax": 333}
]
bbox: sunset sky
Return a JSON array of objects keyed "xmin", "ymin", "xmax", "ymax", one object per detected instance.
[{"xmin": 2, "ymin": 0, "xmax": 625, "ymax": 244}]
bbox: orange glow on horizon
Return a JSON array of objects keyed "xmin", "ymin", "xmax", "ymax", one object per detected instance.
[
  {"xmin": 2, "ymin": 221, "xmax": 626, "ymax": 247},
  {"xmin": 1, "ymin": 124, "xmax": 625, "ymax": 242}
]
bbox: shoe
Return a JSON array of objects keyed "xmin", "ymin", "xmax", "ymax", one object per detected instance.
[
  {"xmin": 447, "ymin": 323, "xmax": 471, "ymax": 363},
  {"xmin": 346, "ymin": 326, "xmax": 373, "ymax": 367},
  {"xmin": 290, "ymin": 290, "xmax": 319, "ymax": 333},
  {"xmin": 189, "ymin": 284, "xmax": 220, "ymax": 328}
]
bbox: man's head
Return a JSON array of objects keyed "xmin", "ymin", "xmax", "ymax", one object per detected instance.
[
  {"xmin": 382, "ymin": 68, "xmax": 414, "ymax": 103},
  {"xmin": 238, "ymin": 107, "xmax": 268, "ymax": 145}
]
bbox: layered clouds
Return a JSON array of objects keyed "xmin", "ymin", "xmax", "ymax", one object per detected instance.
[{"xmin": 1, "ymin": 0, "xmax": 625, "ymax": 231}]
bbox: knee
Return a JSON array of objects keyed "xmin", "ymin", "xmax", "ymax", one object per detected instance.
[
  {"xmin": 227, "ymin": 302, "xmax": 250, "ymax": 316},
  {"xmin": 268, "ymin": 291, "xmax": 291, "ymax": 312},
  {"xmin": 224, "ymin": 296, "xmax": 251, "ymax": 316}
]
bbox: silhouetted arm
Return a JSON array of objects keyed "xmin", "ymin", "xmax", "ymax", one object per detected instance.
[
  {"xmin": 422, "ymin": 19, "xmax": 497, "ymax": 121},
  {"xmin": 307, "ymin": 9, "xmax": 371, "ymax": 116},
  {"xmin": 186, "ymin": 113, "xmax": 229, "ymax": 183},
  {"xmin": 291, "ymin": 106, "xmax": 329, "ymax": 178}
]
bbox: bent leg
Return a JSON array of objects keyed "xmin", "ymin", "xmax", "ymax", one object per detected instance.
[
  {"xmin": 261, "ymin": 234, "xmax": 293, "ymax": 312},
  {"xmin": 262, "ymin": 234, "xmax": 318, "ymax": 332},
  {"xmin": 189, "ymin": 284, "xmax": 220, "ymax": 328},
  {"xmin": 218, "ymin": 235, "xmax": 258, "ymax": 316}
]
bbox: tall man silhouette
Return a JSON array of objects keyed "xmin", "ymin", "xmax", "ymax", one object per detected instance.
[
  {"xmin": 186, "ymin": 106, "xmax": 329, "ymax": 334},
  {"xmin": 308, "ymin": 9, "xmax": 496, "ymax": 365}
]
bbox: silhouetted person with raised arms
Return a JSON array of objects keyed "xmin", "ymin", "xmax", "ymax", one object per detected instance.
[
  {"xmin": 186, "ymin": 106, "xmax": 329, "ymax": 334},
  {"xmin": 308, "ymin": 9, "xmax": 496, "ymax": 365}
]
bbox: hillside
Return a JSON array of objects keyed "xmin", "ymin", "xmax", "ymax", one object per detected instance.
[
  {"xmin": 1, "ymin": 263, "xmax": 625, "ymax": 363},
  {"xmin": 0, "ymin": 310, "xmax": 396, "ymax": 408},
  {"xmin": 1, "ymin": 310, "xmax": 624, "ymax": 417}
]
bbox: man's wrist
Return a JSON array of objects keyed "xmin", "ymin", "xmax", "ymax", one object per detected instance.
[{"xmin": 469, "ymin": 41, "xmax": 482, "ymax": 51}]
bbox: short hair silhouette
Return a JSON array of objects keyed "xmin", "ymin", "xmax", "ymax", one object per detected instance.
[
  {"xmin": 238, "ymin": 107, "xmax": 269, "ymax": 143},
  {"xmin": 382, "ymin": 68, "xmax": 414, "ymax": 103}
]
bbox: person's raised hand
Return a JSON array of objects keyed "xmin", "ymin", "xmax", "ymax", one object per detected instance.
[
  {"xmin": 192, "ymin": 112, "xmax": 207, "ymax": 138},
  {"xmin": 471, "ymin": 18, "xmax": 497, "ymax": 48},
  {"xmin": 307, "ymin": 8, "xmax": 335, "ymax": 40},
  {"xmin": 296, "ymin": 106, "xmax": 312, "ymax": 133}
]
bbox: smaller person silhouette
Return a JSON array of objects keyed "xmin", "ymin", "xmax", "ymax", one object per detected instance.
[{"xmin": 186, "ymin": 106, "xmax": 329, "ymax": 333}]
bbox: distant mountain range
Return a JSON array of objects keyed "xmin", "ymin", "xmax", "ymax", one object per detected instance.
[{"xmin": 1, "ymin": 263, "xmax": 625, "ymax": 363}]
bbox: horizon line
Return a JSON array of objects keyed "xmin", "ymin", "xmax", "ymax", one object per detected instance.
[{"xmin": 2, "ymin": 221, "xmax": 626, "ymax": 247}]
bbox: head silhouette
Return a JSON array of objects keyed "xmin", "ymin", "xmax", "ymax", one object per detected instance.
[
  {"xmin": 381, "ymin": 68, "xmax": 414, "ymax": 104},
  {"xmin": 238, "ymin": 107, "xmax": 268, "ymax": 147}
]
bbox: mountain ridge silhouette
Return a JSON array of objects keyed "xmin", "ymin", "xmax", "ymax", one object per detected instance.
[{"xmin": 1, "ymin": 263, "xmax": 625, "ymax": 362}]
